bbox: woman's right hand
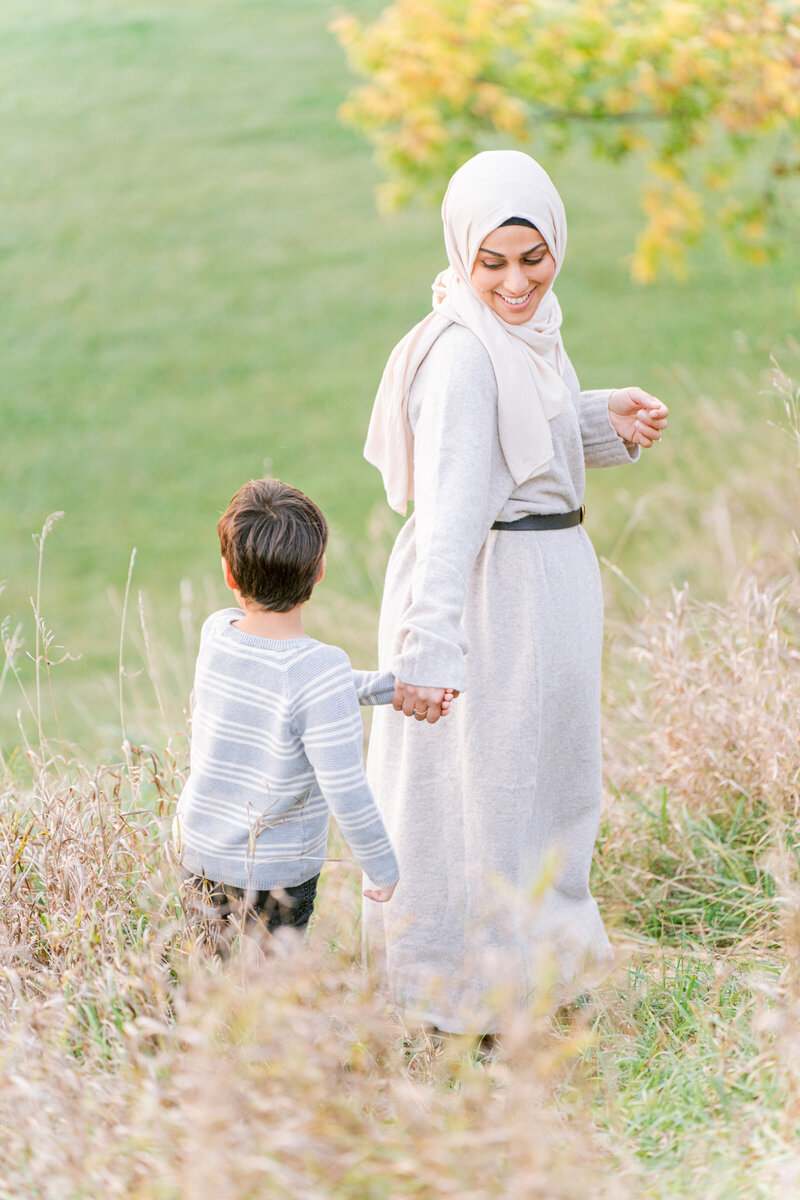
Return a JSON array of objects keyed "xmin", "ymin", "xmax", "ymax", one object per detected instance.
[{"xmin": 393, "ymin": 681, "xmax": 455, "ymax": 723}]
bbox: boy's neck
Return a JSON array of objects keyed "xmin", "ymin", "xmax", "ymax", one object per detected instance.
[{"xmin": 232, "ymin": 600, "xmax": 307, "ymax": 641}]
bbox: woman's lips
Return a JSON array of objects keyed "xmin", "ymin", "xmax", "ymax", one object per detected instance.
[{"xmin": 496, "ymin": 289, "xmax": 533, "ymax": 309}]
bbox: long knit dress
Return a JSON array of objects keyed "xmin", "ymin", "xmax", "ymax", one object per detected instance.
[{"xmin": 364, "ymin": 324, "xmax": 638, "ymax": 1033}]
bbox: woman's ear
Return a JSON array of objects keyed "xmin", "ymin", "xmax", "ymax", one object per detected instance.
[{"xmin": 221, "ymin": 556, "xmax": 238, "ymax": 592}]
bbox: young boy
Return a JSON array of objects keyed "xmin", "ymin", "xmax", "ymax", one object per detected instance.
[{"xmin": 175, "ymin": 478, "xmax": 438, "ymax": 948}]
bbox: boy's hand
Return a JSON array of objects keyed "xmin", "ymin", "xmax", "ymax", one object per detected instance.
[{"xmin": 363, "ymin": 880, "xmax": 398, "ymax": 903}]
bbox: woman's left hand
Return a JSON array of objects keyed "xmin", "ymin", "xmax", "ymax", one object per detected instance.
[{"xmin": 608, "ymin": 387, "xmax": 669, "ymax": 448}]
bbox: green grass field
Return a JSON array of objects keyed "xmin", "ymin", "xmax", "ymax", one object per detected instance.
[{"xmin": 1, "ymin": 0, "xmax": 798, "ymax": 753}]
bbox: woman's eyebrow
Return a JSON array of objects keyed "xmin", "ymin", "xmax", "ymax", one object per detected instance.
[{"xmin": 478, "ymin": 241, "xmax": 547, "ymax": 257}]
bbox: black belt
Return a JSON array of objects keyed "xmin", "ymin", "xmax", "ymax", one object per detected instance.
[{"xmin": 491, "ymin": 506, "xmax": 584, "ymax": 531}]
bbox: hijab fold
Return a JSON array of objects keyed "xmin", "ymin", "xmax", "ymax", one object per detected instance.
[{"xmin": 364, "ymin": 150, "xmax": 571, "ymax": 514}]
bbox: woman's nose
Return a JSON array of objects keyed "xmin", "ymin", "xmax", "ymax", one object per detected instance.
[{"xmin": 504, "ymin": 262, "xmax": 528, "ymax": 294}]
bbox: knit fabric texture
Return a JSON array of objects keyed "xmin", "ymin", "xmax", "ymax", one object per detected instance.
[
  {"xmin": 365, "ymin": 326, "xmax": 637, "ymax": 1032},
  {"xmin": 175, "ymin": 610, "xmax": 399, "ymax": 890}
]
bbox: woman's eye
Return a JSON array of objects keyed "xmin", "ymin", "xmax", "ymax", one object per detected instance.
[{"xmin": 479, "ymin": 257, "xmax": 546, "ymax": 269}]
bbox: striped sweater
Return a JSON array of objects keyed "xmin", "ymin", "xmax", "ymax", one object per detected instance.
[{"xmin": 174, "ymin": 609, "xmax": 399, "ymax": 889}]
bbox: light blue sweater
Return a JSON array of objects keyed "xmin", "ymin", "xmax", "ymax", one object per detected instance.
[{"xmin": 175, "ymin": 609, "xmax": 399, "ymax": 890}]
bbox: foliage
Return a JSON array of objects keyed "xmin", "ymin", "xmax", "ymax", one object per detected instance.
[{"xmin": 332, "ymin": 0, "xmax": 800, "ymax": 278}]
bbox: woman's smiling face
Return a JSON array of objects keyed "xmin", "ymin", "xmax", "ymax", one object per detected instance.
[{"xmin": 470, "ymin": 224, "xmax": 556, "ymax": 325}]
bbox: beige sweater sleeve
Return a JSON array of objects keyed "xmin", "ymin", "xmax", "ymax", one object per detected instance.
[
  {"xmin": 391, "ymin": 326, "xmax": 509, "ymax": 693},
  {"xmin": 562, "ymin": 358, "xmax": 640, "ymax": 468}
]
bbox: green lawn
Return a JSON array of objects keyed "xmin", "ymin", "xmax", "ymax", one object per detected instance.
[{"xmin": 1, "ymin": 0, "xmax": 798, "ymax": 753}]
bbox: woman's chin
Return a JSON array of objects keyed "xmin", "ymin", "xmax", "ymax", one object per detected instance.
[{"xmin": 499, "ymin": 308, "xmax": 538, "ymax": 326}]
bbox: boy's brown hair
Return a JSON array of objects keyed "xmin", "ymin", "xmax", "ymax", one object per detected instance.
[{"xmin": 217, "ymin": 479, "xmax": 329, "ymax": 613}]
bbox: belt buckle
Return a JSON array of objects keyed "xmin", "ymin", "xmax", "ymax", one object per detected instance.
[{"xmin": 579, "ymin": 505, "xmax": 585, "ymax": 525}]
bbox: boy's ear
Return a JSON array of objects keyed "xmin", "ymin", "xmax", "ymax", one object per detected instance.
[
  {"xmin": 221, "ymin": 556, "xmax": 238, "ymax": 593},
  {"xmin": 315, "ymin": 554, "xmax": 326, "ymax": 585}
]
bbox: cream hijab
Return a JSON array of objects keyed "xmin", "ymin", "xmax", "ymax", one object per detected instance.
[{"xmin": 364, "ymin": 150, "xmax": 571, "ymax": 514}]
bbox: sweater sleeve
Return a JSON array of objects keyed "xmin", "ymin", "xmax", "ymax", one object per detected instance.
[
  {"xmin": 392, "ymin": 328, "xmax": 504, "ymax": 693},
  {"xmin": 579, "ymin": 390, "xmax": 640, "ymax": 467},
  {"xmin": 292, "ymin": 651, "xmax": 399, "ymax": 888},
  {"xmin": 562, "ymin": 358, "xmax": 640, "ymax": 468},
  {"xmin": 352, "ymin": 669, "xmax": 395, "ymax": 706}
]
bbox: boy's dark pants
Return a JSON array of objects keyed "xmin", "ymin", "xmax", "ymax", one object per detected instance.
[{"xmin": 180, "ymin": 868, "xmax": 319, "ymax": 954}]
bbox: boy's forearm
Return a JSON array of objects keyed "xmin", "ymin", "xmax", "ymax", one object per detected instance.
[
  {"xmin": 291, "ymin": 659, "xmax": 448, "ymax": 883},
  {"xmin": 336, "ymin": 803, "xmax": 400, "ymax": 888},
  {"xmin": 296, "ymin": 679, "xmax": 399, "ymax": 885},
  {"xmin": 352, "ymin": 668, "xmax": 395, "ymax": 706},
  {"xmin": 319, "ymin": 771, "xmax": 400, "ymax": 886}
]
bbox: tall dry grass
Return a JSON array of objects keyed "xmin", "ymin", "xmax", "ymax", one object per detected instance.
[
  {"xmin": 1, "ymin": 365, "xmax": 799, "ymax": 1196},
  {"xmin": 583, "ymin": 364, "xmax": 800, "ymax": 1194},
  {"xmin": 0, "ymin": 742, "xmax": 628, "ymax": 1198}
]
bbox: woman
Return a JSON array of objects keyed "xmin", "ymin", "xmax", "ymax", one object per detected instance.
[{"xmin": 363, "ymin": 151, "xmax": 667, "ymax": 1034}]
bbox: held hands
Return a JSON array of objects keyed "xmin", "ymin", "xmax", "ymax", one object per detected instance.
[
  {"xmin": 608, "ymin": 387, "xmax": 669, "ymax": 448},
  {"xmin": 392, "ymin": 682, "xmax": 459, "ymax": 724}
]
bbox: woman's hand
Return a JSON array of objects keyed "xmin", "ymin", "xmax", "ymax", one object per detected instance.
[
  {"xmin": 392, "ymin": 682, "xmax": 458, "ymax": 723},
  {"xmin": 608, "ymin": 387, "xmax": 669, "ymax": 448}
]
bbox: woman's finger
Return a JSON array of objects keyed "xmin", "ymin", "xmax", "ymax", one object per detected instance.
[
  {"xmin": 620, "ymin": 387, "xmax": 669, "ymax": 420},
  {"xmin": 636, "ymin": 421, "xmax": 661, "ymax": 442},
  {"xmin": 638, "ymin": 394, "xmax": 669, "ymax": 418}
]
